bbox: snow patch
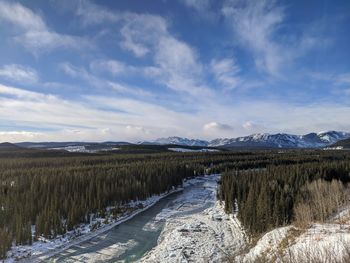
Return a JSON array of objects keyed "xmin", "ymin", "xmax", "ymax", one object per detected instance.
[
  {"xmin": 139, "ymin": 201, "xmax": 246, "ymax": 262},
  {"xmin": 168, "ymin": 148, "xmax": 219, "ymax": 152}
]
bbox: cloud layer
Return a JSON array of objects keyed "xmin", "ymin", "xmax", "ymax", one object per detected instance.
[{"xmin": 0, "ymin": 0, "xmax": 349, "ymax": 142}]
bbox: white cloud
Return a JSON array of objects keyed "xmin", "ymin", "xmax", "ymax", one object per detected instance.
[
  {"xmin": 90, "ymin": 59, "xmax": 129, "ymax": 76},
  {"xmin": 75, "ymin": 0, "xmax": 121, "ymax": 25},
  {"xmin": 1, "ymin": 83, "xmax": 350, "ymax": 142},
  {"xmin": 211, "ymin": 58, "xmax": 241, "ymax": 89},
  {"xmin": 15, "ymin": 30, "xmax": 89, "ymax": 53},
  {"xmin": 67, "ymin": 8, "xmax": 208, "ymax": 97},
  {"xmin": 0, "ymin": 83, "xmax": 202, "ymax": 142},
  {"xmin": 310, "ymin": 72, "xmax": 350, "ymax": 95},
  {"xmin": 0, "ymin": 83, "xmax": 51, "ymax": 100},
  {"xmin": 0, "ymin": 1, "xmax": 45, "ymax": 31},
  {"xmin": 222, "ymin": 0, "xmax": 328, "ymax": 77},
  {"xmin": 0, "ymin": 64, "xmax": 38, "ymax": 83},
  {"xmin": 179, "ymin": 0, "xmax": 217, "ymax": 21},
  {"xmin": 154, "ymin": 36, "xmax": 211, "ymax": 96},
  {"xmin": 119, "ymin": 14, "xmax": 167, "ymax": 57},
  {"xmin": 120, "ymin": 34, "xmax": 150, "ymax": 58},
  {"xmin": 106, "ymin": 81, "xmax": 152, "ymax": 97},
  {"xmin": 55, "ymin": 1, "xmax": 213, "ymax": 97},
  {"xmin": 203, "ymin": 121, "xmax": 234, "ymax": 137},
  {"xmin": 222, "ymin": 0, "xmax": 286, "ymax": 76},
  {"xmin": 125, "ymin": 125, "xmax": 150, "ymax": 137},
  {"xmin": 0, "ymin": 131, "xmax": 43, "ymax": 142},
  {"xmin": 60, "ymin": 62, "xmax": 152, "ymax": 97},
  {"xmin": 0, "ymin": 0, "xmax": 90, "ymax": 53},
  {"xmin": 117, "ymin": 13, "xmax": 212, "ymax": 97},
  {"xmin": 180, "ymin": 0, "xmax": 211, "ymax": 12},
  {"xmin": 204, "ymin": 122, "xmax": 233, "ymax": 131},
  {"xmin": 242, "ymin": 121, "xmax": 264, "ymax": 131},
  {"xmin": 336, "ymin": 73, "xmax": 350, "ymax": 85},
  {"xmin": 242, "ymin": 121, "xmax": 254, "ymax": 130}
]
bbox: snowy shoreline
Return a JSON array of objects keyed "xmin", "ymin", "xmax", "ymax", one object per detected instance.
[
  {"xmin": 138, "ymin": 173, "xmax": 247, "ymax": 262},
  {"xmin": 139, "ymin": 201, "xmax": 246, "ymax": 262},
  {"xmin": 6, "ymin": 177, "xmax": 203, "ymax": 263}
]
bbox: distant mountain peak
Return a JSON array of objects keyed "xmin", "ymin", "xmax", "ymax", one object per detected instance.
[
  {"xmin": 145, "ymin": 136, "xmax": 209, "ymax": 147},
  {"xmin": 145, "ymin": 131, "xmax": 350, "ymax": 149}
]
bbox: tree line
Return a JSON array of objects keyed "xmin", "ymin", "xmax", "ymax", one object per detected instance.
[{"xmin": 218, "ymin": 153, "xmax": 350, "ymax": 236}]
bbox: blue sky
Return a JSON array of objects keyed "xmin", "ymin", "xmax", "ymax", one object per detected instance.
[{"xmin": 0, "ymin": 0, "xmax": 349, "ymax": 142}]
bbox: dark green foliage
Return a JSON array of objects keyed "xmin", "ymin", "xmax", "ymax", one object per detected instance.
[
  {"xmin": 218, "ymin": 153, "xmax": 350, "ymax": 236},
  {"xmin": 333, "ymin": 138, "xmax": 350, "ymax": 149},
  {"xmin": 0, "ymin": 149, "xmax": 258, "ymax": 258},
  {"xmin": 1, "ymin": 149, "xmax": 349, "ymax": 258}
]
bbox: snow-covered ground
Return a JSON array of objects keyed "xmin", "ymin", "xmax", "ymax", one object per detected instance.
[
  {"xmin": 139, "ymin": 188, "xmax": 350, "ymax": 263},
  {"xmin": 239, "ymin": 208, "xmax": 350, "ymax": 263},
  {"xmin": 239, "ymin": 224, "xmax": 350, "ymax": 263},
  {"xmin": 168, "ymin": 147, "xmax": 220, "ymax": 152},
  {"xmin": 139, "ymin": 174, "xmax": 246, "ymax": 262},
  {"xmin": 139, "ymin": 202, "xmax": 246, "ymax": 263},
  {"xmin": 49, "ymin": 146, "xmax": 120, "ymax": 153}
]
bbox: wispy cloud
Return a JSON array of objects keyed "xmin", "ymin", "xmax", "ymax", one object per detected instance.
[
  {"xmin": 222, "ymin": 0, "xmax": 331, "ymax": 78},
  {"xmin": 60, "ymin": 62, "xmax": 152, "ymax": 97},
  {"xmin": 310, "ymin": 71, "xmax": 350, "ymax": 94},
  {"xmin": 0, "ymin": 0, "xmax": 90, "ymax": 54},
  {"xmin": 90, "ymin": 59, "xmax": 134, "ymax": 76},
  {"xmin": 0, "ymin": 83, "xmax": 51, "ymax": 100},
  {"xmin": 180, "ymin": 0, "xmax": 211, "ymax": 13},
  {"xmin": 1, "ymin": 83, "xmax": 350, "ymax": 142},
  {"xmin": 0, "ymin": 131, "xmax": 43, "ymax": 141},
  {"xmin": 336, "ymin": 73, "xmax": 350, "ymax": 85},
  {"xmin": 75, "ymin": 0, "xmax": 121, "ymax": 25},
  {"xmin": 0, "ymin": 64, "xmax": 38, "ymax": 83},
  {"xmin": 222, "ymin": 0, "xmax": 286, "ymax": 76},
  {"xmin": 119, "ymin": 14, "xmax": 168, "ymax": 58},
  {"xmin": 0, "ymin": 0, "xmax": 348, "ymax": 142},
  {"xmin": 179, "ymin": 0, "xmax": 218, "ymax": 19},
  {"xmin": 211, "ymin": 58, "xmax": 241, "ymax": 89},
  {"xmin": 117, "ymin": 13, "xmax": 213, "ymax": 97},
  {"xmin": 68, "ymin": 1, "xmax": 213, "ymax": 97}
]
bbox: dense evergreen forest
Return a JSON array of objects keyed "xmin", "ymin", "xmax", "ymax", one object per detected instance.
[
  {"xmin": 0, "ymin": 149, "xmax": 253, "ymax": 258},
  {"xmin": 218, "ymin": 151, "xmax": 350, "ymax": 237},
  {"xmin": 1, "ymin": 147, "xmax": 349, "ymax": 258}
]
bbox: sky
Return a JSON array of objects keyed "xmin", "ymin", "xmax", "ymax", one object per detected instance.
[{"xmin": 0, "ymin": 0, "xmax": 349, "ymax": 142}]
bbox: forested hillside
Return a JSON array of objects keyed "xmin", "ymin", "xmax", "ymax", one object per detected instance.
[
  {"xmin": 218, "ymin": 151, "xmax": 350, "ymax": 236},
  {"xmin": 333, "ymin": 138, "xmax": 350, "ymax": 148}
]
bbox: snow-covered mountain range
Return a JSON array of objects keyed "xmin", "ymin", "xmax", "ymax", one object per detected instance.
[
  {"xmin": 145, "ymin": 136, "xmax": 209, "ymax": 147},
  {"xmin": 144, "ymin": 131, "xmax": 350, "ymax": 148}
]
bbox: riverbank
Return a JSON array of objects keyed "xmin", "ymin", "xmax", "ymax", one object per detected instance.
[
  {"xmin": 6, "ymin": 177, "xmax": 206, "ymax": 263},
  {"xmin": 139, "ymin": 201, "xmax": 246, "ymax": 262}
]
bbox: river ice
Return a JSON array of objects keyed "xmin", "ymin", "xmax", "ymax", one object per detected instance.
[{"xmin": 139, "ymin": 175, "xmax": 246, "ymax": 263}]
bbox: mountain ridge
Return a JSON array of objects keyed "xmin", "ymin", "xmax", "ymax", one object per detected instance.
[
  {"xmin": 142, "ymin": 131, "xmax": 350, "ymax": 149},
  {"xmin": 5, "ymin": 131, "xmax": 350, "ymax": 150}
]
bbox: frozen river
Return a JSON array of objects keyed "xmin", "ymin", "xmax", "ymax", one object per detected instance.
[{"xmin": 48, "ymin": 175, "xmax": 219, "ymax": 262}]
